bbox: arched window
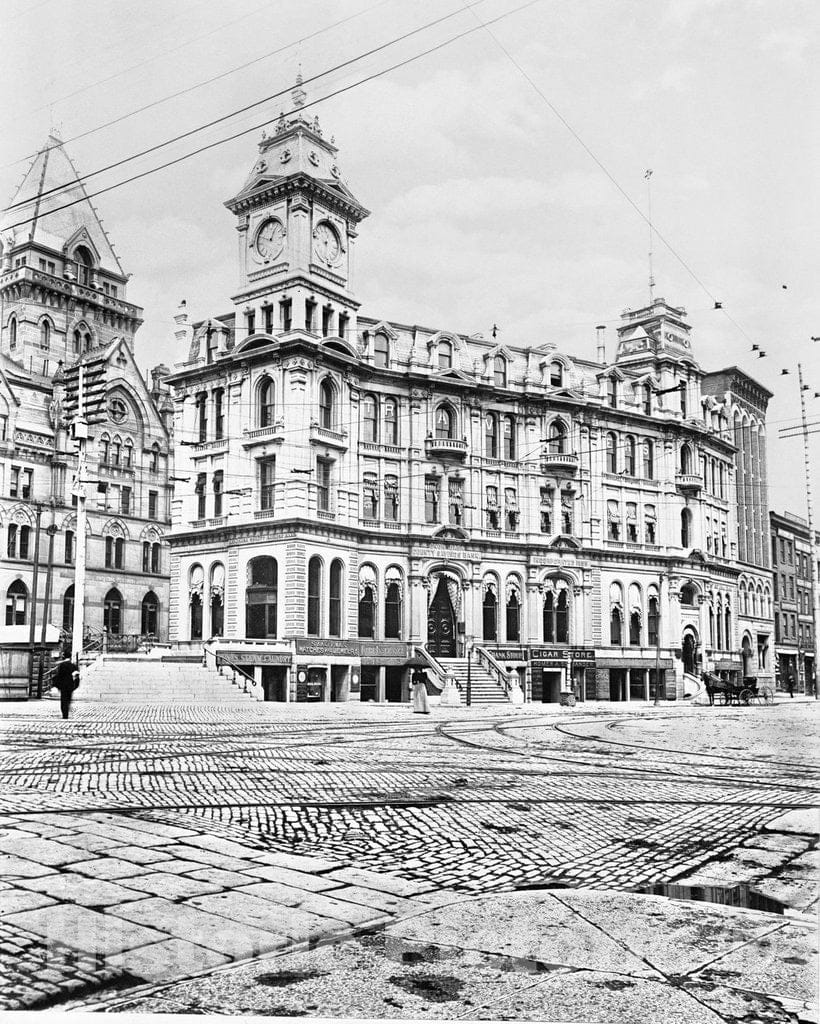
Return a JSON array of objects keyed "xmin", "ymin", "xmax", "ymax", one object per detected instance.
[
  {"xmin": 74, "ymin": 246, "xmax": 93, "ymax": 287},
  {"xmin": 624, "ymin": 436, "xmax": 636, "ymax": 476},
  {"xmin": 246, "ymin": 556, "xmax": 277, "ymax": 638},
  {"xmin": 543, "ymin": 584, "xmax": 569, "ymax": 643},
  {"xmin": 103, "ymin": 588, "xmax": 123, "ymax": 635},
  {"xmin": 502, "ymin": 415, "xmax": 515, "ymax": 459},
  {"xmin": 151, "ymin": 543, "xmax": 160, "ymax": 573},
  {"xmin": 610, "ymin": 606, "xmax": 622, "ymax": 645},
  {"xmin": 438, "ymin": 339, "xmax": 453, "ymax": 370},
  {"xmin": 384, "ymin": 576, "xmax": 402, "ymax": 639},
  {"xmin": 374, "ymin": 332, "xmax": 390, "ymax": 368},
  {"xmin": 189, "ymin": 565, "xmax": 203, "ymax": 640},
  {"xmin": 307, "ymin": 556, "xmax": 322, "ymax": 635},
  {"xmin": 548, "ymin": 420, "xmax": 567, "ymax": 455},
  {"xmin": 362, "ymin": 394, "xmax": 378, "ymax": 442},
  {"xmin": 681, "ymin": 508, "xmax": 692, "ymax": 547},
  {"xmin": 384, "ymin": 398, "xmax": 399, "ymax": 445},
  {"xmin": 629, "ymin": 611, "xmax": 641, "ymax": 646},
  {"xmin": 493, "ymin": 356, "xmax": 507, "ymax": 387},
  {"xmin": 99, "ymin": 433, "xmax": 110, "ymax": 465},
  {"xmin": 62, "ymin": 585, "xmax": 74, "ymax": 632},
  {"xmin": 643, "ymin": 440, "xmax": 654, "ymax": 479},
  {"xmin": 5, "ymin": 580, "xmax": 27, "ymax": 625},
  {"xmin": 435, "ymin": 405, "xmax": 455, "ymax": 439},
  {"xmin": 550, "ymin": 361, "xmax": 563, "ymax": 387},
  {"xmin": 141, "ymin": 591, "xmax": 159, "ymax": 636},
  {"xmin": 680, "ymin": 444, "xmax": 692, "ymax": 474},
  {"xmin": 648, "ymin": 594, "xmax": 659, "ymax": 646},
  {"xmin": 482, "ymin": 581, "xmax": 498, "ymax": 641},
  {"xmin": 679, "ymin": 380, "xmax": 688, "ymax": 417},
  {"xmin": 9, "ymin": 316, "xmax": 17, "ymax": 350},
  {"xmin": 358, "ymin": 565, "xmax": 377, "ymax": 639},
  {"xmin": 114, "ymin": 537, "xmax": 124, "ymax": 569},
  {"xmin": 39, "ymin": 320, "xmax": 50, "ymax": 350},
  {"xmin": 122, "ymin": 439, "xmax": 133, "ymax": 469},
  {"xmin": 258, "ymin": 378, "xmax": 275, "ymax": 427},
  {"xmin": 329, "ymin": 559, "xmax": 343, "ymax": 637},
  {"xmin": 606, "ymin": 432, "xmax": 618, "ymax": 474},
  {"xmin": 716, "ymin": 601, "xmax": 724, "ymax": 649},
  {"xmin": 484, "ymin": 413, "xmax": 498, "ymax": 458},
  {"xmin": 643, "ymin": 384, "xmax": 652, "ymax": 415},
  {"xmin": 681, "ymin": 583, "xmax": 696, "ymax": 606},
  {"xmin": 142, "ymin": 541, "xmax": 150, "ymax": 573},
  {"xmin": 209, "ymin": 563, "xmax": 224, "ymax": 637},
  {"xmin": 506, "ymin": 579, "xmax": 521, "ymax": 642},
  {"xmin": 319, "ymin": 379, "xmax": 335, "ymax": 429},
  {"xmin": 724, "ymin": 605, "xmax": 732, "ymax": 649}
]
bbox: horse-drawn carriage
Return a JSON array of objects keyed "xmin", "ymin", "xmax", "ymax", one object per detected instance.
[{"xmin": 704, "ymin": 673, "xmax": 773, "ymax": 706}]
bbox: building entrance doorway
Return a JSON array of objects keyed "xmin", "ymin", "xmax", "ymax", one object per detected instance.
[
  {"xmin": 682, "ymin": 632, "xmax": 697, "ymax": 675},
  {"xmin": 330, "ymin": 665, "xmax": 347, "ymax": 702},
  {"xmin": 262, "ymin": 666, "xmax": 287, "ymax": 702},
  {"xmin": 609, "ymin": 669, "xmax": 627, "ymax": 701},
  {"xmin": 427, "ymin": 578, "xmax": 456, "ymax": 658},
  {"xmin": 541, "ymin": 669, "xmax": 562, "ymax": 703},
  {"xmin": 385, "ymin": 667, "xmax": 404, "ymax": 702}
]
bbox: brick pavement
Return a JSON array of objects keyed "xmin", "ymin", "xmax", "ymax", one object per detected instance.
[{"xmin": 0, "ymin": 698, "xmax": 817, "ymax": 1009}]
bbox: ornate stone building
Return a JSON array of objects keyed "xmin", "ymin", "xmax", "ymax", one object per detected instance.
[
  {"xmin": 0, "ymin": 138, "xmax": 173, "ymax": 698},
  {"xmin": 166, "ymin": 99, "xmax": 774, "ymax": 703}
]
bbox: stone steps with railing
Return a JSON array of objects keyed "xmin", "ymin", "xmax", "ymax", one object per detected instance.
[
  {"xmin": 438, "ymin": 655, "xmax": 510, "ymax": 704},
  {"xmin": 72, "ymin": 654, "xmax": 255, "ymax": 702}
]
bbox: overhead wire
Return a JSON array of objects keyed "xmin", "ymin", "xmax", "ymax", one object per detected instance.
[
  {"xmin": 5, "ymin": 0, "xmax": 504, "ymax": 215},
  {"xmin": 2, "ymin": 0, "xmax": 394, "ymax": 171}
]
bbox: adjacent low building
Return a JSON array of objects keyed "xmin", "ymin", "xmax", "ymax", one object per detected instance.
[
  {"xmin": 770, "ymin": 510, "xmax": 818, "ymax": 693},
  {"xmin": 165, "ymin": 96, "xmax": 775, "ymax": 703}
]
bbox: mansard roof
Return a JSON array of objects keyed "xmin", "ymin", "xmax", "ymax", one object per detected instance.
[{"xmin": 2, "ymin": 136, "xmax": 125, "ymax": 275}]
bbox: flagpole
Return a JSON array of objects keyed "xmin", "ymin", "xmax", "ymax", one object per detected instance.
[{"xmin": 645, "ymin": 169, "xmax": 655, "ymax": 303}]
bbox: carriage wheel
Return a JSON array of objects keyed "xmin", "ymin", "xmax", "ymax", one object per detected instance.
[{"xmin": 739, "ymin": 688, "xmax": 752, "ymax": 706}]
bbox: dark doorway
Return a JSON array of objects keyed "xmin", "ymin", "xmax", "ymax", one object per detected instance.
[
  {"xmin": 541, "ymin": 669, "xmax": 561, "ymax": 703},
  {"xmin": 629, "ymin": 669, "xmax": 645, "ymax": 701},
  {"xmin": 683, "ymin": 633, "xmax": 697, "ymax": 675},
  {"xmin": 609, "ymin": 669, "xmax": 627, "ymax": 701},
  {"xmin": 427, "ymin": 578, "xmax": 456, "ymax": 658},
  {"xmin": 386, "ymin": 667, "xmax": 404, "ymax": 702},
  {"xmin": 330, "ymin": 665, "xmax": 347, "ymax": 702},
  {"xmin": 360, "ymin": 666, "xmax": 378, "ymax": 702},
  {"xmin": 262, "ymin": 666, "xmax": 287, "ymax": 702}
]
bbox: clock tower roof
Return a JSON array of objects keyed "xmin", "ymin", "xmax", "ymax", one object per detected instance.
[
  {"xmin": 615, "ymin": 296, "xmax": 697, "ymax": 366},
  {"xmin": 225, "ymin": 98, "xmax": 368, "ymax": 222}
]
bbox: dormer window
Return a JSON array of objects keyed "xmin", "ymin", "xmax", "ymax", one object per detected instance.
[
  {"xmin": 374, "ymin": 332, "xmax": 390, "ymax": 368},
  {"xmin": 74, "ymin": 246, "xmax": 93, "ymax": 287},
  {"xmin": 550, "ymin": 361, "xmax": 563, "ymax": 387},
  {"xmin": 607, "ymin": 376, "xmax": 618, "ymax": 408},
  {"xmin": 643, "ymin": 383, "xmax": 652, "ymax": 415},
  {"xmin": 438, "ymin": 339, "xmax": 453, "ymax": 370},
  {"xmin": 494, "ymin": 356, "xmax": 507, "ymax": 388}
]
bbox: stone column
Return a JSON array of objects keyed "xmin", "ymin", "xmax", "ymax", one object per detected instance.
[{"xmin": 377, "ymin": 666, "xmax": 386, "ymax": 703}]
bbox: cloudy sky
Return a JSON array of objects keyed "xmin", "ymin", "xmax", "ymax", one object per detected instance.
[{"xmin": 2, "ymin": 0, "xmax": 818, "ymax": 520}]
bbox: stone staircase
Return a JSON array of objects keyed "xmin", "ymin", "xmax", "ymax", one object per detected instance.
[
  {"xmin": 75, "ymin": 654, "xmax": 254, "ymax": 702},
  {"xmin": 438, "ymin": 656, "xmax": 510, "ymax": 704}
]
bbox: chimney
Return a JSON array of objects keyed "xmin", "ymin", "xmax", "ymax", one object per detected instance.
[{"xmin": 596, "ymin": 325, "xmax": 606, "ymax": 364}]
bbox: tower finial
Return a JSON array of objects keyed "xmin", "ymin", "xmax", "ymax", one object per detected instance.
[
  {"xmin": 645, "ymin": 168, "xmax": 655, "ymax": 303},
  {"xmin": 292, "ymin": 68, "xmax": 306, "ymax": 109}
]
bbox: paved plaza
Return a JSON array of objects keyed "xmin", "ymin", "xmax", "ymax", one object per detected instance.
[{"xmin": 0, "ymin": 695, "xmax": 817, "ymax": 1018}]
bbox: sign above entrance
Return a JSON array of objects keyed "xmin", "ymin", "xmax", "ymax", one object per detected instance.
[
  {"xmin": 217, "ymin": 650, "xmax": 292, "ymax": 666},
  {"xmin": 294, "ymin": 639, "xmax": 412, "ymax": 661},
  {"xmin": 530, "ymin": 647, "xmax": 595, "ymax": 663}
]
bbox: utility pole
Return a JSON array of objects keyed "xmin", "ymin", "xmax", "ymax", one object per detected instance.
[
  {"xmin": 779, "ymin": 362, "xmax": 820, "ymax": 699},
  {"xmin": 71, "ymin": 365, "xmax": 89, "ymax": 664},
  {"xmin": 36, "ymin": 519, "xmax": 58, "ymax": 698},
  {"xmin": 26, "ymin": 504, "xmax": 43, "ymax": 694},
  {"xmin": 653, "ymin": 566, "xmax": 663, "ymax": 706},
  {"xmin": 466, "ymin": 635, "xmax": 472, "ymax": 707}
]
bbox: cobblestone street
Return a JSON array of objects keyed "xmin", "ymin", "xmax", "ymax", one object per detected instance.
[{"xmin": 0, "ymin": 697, "xmax": 817, "ymax": 1014}]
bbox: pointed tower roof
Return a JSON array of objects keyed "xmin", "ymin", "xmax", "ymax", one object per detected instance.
[{"xmin": 2, "ymin": 136, "xmax": 125, "ymax": 275}]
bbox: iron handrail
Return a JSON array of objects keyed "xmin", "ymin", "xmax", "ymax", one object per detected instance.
[
  {"xmin": 414, "ymin": 646, "xmax": 446, "ymax": 691},
  {"xmin": 203, "ymin": 644, "xmax": 256, "ymax": 695},
  {"xmin": 474, "ymin": 645, "xmax": 512, "ymax": 696}
]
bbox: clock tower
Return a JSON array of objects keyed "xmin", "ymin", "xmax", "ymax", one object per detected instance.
[{"xmin": 224, "ymin": 79, "xmax": 369, "ymax": 346}]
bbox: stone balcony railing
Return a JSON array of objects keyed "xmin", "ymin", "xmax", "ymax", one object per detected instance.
[
  {"xmin": 424, "ymin": 437, "xmax": 468, "ymax": 460},
  {"xmin": 675, "ymin": 473, "xmax": 704, "ymax": 494},
  {"xmin": 540, "ymin": 451, "xmax": 580, "ymax": 474}
]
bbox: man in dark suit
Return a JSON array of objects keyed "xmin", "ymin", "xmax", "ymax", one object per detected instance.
[{"xmin": 53, "ymin": 658, "xmax": 80, "ymax": 719}]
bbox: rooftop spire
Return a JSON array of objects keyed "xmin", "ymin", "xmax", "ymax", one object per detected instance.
[{"xmin": 292, "ymin": 69, "xmax": 306, "ymax": 109}]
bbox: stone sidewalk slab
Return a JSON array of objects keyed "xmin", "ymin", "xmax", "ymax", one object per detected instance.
[
  {"xmin": 248, "ymin": 850, "xmax": 342, "ymax": 873},
  {"xmin": 89, "ymin": 815, "xmax": 197, "ymax": 840},
  {"xmin": 108, "ymin": 896, "xmax": 290, "ymax": 959},
  {"xmin": 0, "ymin": 834, "xmax": 90, "ymax": 867},
  {"xmin": 0, "ymin": 854, "xmax": 58, "ymax": 878},
  {"xmin": 118, "ymin": 871, "xmax": 223, "ymax": 900},
  {"xmin": 5, "ymin": 904, "xmax": 165, "ymax": 956},
  {"xmin": 186, "ymin": 890, "xmax": 341, "ymax": 939},
  {"xmin": 106, "ymin": 845, "xmax": 174, "ymax": 865},
  {"xmin": 107, "ymin": 938, "xmax": 230, "ymax": 985},
  {"xmin": 236, "ymin": 882, "xmax": 391, "ymax": 926},
  {"xmin": 71, "ymin": 857, "xmax": 153, "ymax": 881},
  {"xmin": 323, "ymin": 866, "xmax": 438, "ymax": 897},
  {"xmin": 246, "ymin": 863, "xmax": 346, "ymax": 891},
  {"xmin": 157, "ymin": 843, "xmax": 255, "ymax": 872},
  {"xmin": 0, "ymin": 889, "xmax": 55, "ymax": 915},
  {"xmin": 187, "ymin": 867, "xmax": 256, "ymax": 888},
  {"xmin": 19, "ymin": 874, "xmax": 144, "ymax": 908},
  {"xmin": 763, "ymin": 808, "xmax": 819, "ymax": 836}
]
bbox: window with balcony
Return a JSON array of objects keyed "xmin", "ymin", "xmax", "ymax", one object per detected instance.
[
  {"xmin": 318, "ymin": 379, "xmax": 335, "ymax": 429},
  {"xmin": 195, "ymin": 473, "xmax": 207, "ymax": 519},
  {"xmin": 484, "ymin": 413, "xmax": 498, "ymax": 458},
  {"xmin": 539, "ymin": 488, "xmax": 552, "ymax": 534},
  {"xmin": 642, "ymin": 440, "xmax": 654, "ymax": 479},
  {"xmin": 606, "ymin": 432, "xmax": 617, "ymax": 474},
  {"xmin": 279, "ymin": 298, "xmax": 292, "ymax": 331},
  {"xmin": 424, "ymin": 476, "xmax": 440, "ymax": 523},
  {"xmin": 607, "ymin": 499, "xmax": 620, "ymax": 540},
  {"xmin": 362, "ymin": 394, "xmax": 378, "ymax": 442},
  {"xmin": 485, "ymin": 485, "xmax": 499, "ymax": 530},
  {"xmin": 384, "ymin": 398, "xmax": 398, "ymax": 445},
  {"xmin": 626, "ymin": 502, "xmax": 638, "ymax": 542},
  {"xmin": 644, "ymin": 505, "xmax": 656, "ymax": 544},
  {"xmin": 449, "ymin": 478, "xmax": 464, "ymax": 526},
  {"xmin": 548, "ymin": 420, "xmax": 567, "ymax": 455},
  {"xmin": 435, "ymin": 405, "xmax": 455, "ymax": 439},
  {"xmin": 259, "ymin": 456, "xmax": 275, "ymax": 511},
  {"xmin": 195, "ymin": 392, "xmax": 207, "ymax": 443},
  {"xmin": 624, "ymin": 436, "xmax": 636, "ymax": 476},
  {"xmin": 305, "ymin": 299, "xmax": 317, "ymax": 333},
  {"xmin": 384, "ymin": 474, "xmax": 399, "ymax": 521},
  {"xmin": 502, "ymin": 415, "xmax": 515, "ymax": 459},
  {"xmin": 214, "ymin": 388, "xmax": 225, "ymax": 440},
  {"xmin": 363, "ymin": 471, "xmax": 379, "ymax": 519},
  {"xmin": 316, "ymin": 459, "xmax": 331, "ymax": 511},
  {"xmin": 504, "ymin": 487, "xmax": 518, "ymax": 531}
]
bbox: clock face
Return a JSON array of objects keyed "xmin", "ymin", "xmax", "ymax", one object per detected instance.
[
  {"xmin": 254, "ymin": 218, "xmax": 284, "ymax": 262},
  {"xmin": 313, "ymin": 221, "xmax": 342, "ymax": 267}
]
